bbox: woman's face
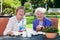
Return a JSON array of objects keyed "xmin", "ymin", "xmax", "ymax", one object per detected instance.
[
  {"xmin": 36, "ymin": 11, "xmax": 44, "ymax": 20},
  {"xmin": 16, "ymin": 9, "xmax": 25, "ymax": 18}
]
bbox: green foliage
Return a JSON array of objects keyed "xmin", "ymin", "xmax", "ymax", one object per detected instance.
[
  {"xmin": 42, "ymin": 27, "xmax": 58, "ymax": 33},
  {"xmin": 24, "ymin": 2, "xmax": 32, "ymax": 12},
  {"xmin": 31, "ymin": 0, "xmax": 60, "ymax": 9},
  {"xmin": 26, "ymin": 16, "xmax": 34, "ymax": 28},
  {"xmin": 3, "ymin": 0, "xmax": 21, "ymax": 8},
  {"xmin": 20, "ymin": 0, "xmax": 27, "ymax": 6},
  {"xmin": 46, "ymin": 12, "xmax": 60, "ymax": 15},
  {"xmin": 2, "ymin": 0, "xmax": 21, "ymax": 16},
  {"xmin": 2, "ymin": 8, "xmax": 13, "ymax": 15},
  {"xmin": 31, "ymin": 0, "xmax": 45, "ymax": 9},
  {"xmin": 46, "ymin": 12, "xmax": 60, "ymax": 18},
  {"xmin": 26, "ymin": 16, "xmax": 34, "ymax": 24},
  {"xmin": 54, "ymin": 0, "xmax": 60, "ymax": 8}
]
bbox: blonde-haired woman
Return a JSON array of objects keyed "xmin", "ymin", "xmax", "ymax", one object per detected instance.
[{"xmin": 3, "ymin": 6, "xmax": 26, "ymax": 35}]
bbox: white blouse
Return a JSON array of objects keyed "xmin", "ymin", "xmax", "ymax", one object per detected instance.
[{"xmin": 3, "ymin": 16, "xmax": 26, "ymax": 35}]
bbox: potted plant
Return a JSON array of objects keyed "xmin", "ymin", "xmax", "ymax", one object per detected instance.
[{"xmin": 42, "ymin": 27, "xmax": 58, "ymax": 38}]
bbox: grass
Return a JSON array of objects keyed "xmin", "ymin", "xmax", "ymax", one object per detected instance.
[
  {"xmin": 58, "ymin": 18, "xmax": 60, "ymax": 34},
  {"xmin": 26, "ymin": 16, "xmax": 34, "ymax": 29}
]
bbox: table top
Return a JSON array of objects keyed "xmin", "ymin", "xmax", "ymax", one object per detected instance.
[{"xmin": 0, "ymin": 34, "xmax": 60, "ymax": 40}]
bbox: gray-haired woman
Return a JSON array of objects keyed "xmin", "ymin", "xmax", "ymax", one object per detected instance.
[{"xmin": 33, "ymin": 7, "xmax": 52, "ymax": 32}]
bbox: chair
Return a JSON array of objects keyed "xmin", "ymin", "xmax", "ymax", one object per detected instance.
[
  {"xmin": 0, "ymin": 17, "xmax": 58, "ymax": 35},
  {"xmin": 0, "ymin": 18, "xmax": 9, "ymax": 36},
  {"xmin": 50, "ymin": 18, "xmax": 58, "ymax": 28}
]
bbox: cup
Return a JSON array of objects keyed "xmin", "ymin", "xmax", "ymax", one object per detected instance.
[
  {"xmin": 22, "ymin": 31, "xmax": 26, "ymax": 37},
  {"xmin": 27, "ymin": 32, "xmax": 31, "ymax": 37}
]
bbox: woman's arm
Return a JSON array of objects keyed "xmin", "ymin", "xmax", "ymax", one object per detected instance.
[
  {"xmin": 3, "ymin": 18, "xmax": 13, "ymax": 35},
  {"xmin": 33, "ymin": 21, "xmax": 36, "ymax": 31}
]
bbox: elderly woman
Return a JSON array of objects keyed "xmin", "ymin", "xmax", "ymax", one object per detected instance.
[
  {"xmin": 33, "ymin": 7, "xmax": 52, "ymax": 32},
  {"xmin": 3, "ymin": 6, "xmax": 26, "ymax": 35}
]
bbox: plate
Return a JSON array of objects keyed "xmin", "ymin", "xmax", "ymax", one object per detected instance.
[
  {"xmin": 13, "ymin": 32, "xmax": 20, "ymax": 36},
  {"xmin": 37, "ymin": 32, "xmax": 46, "ymax": 35},
  {"xmin": 31, "ymin": 31, "xmax": 37, "ymax": 35}
]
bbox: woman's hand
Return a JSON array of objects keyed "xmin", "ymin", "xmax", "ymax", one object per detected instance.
[
  {"xmin": 7, "ymin": 31, "xmax": 13, "ymax": 36},
  {"xmin": 36, "ymin": 25, "xmax": 43, "ymax": 32}
]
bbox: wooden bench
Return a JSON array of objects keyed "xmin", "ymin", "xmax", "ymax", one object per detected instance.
[
  {"xmin": 50, "ymin": 18, "xmax": 58, "ymax": 28},
  {"xmin": 0, "ymin": 17, "xmax": 9, "ymax": 36},
  {"xmin": 0, "ymin": 17, "xmax": 58, "ymax": 36}
]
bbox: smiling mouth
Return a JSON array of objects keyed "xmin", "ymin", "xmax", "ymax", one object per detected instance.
[
  {"xmin": 38, "ymin": 17, "xmax": 41, "ymax": 18},
  {"xmin": 19, "ymin": 14, "xmax": 23, "ymax": 16}
]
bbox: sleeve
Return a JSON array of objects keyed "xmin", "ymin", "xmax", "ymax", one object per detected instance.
[
  {"xmin": 24, "ymin": 18, "xmax": 26, "ymax": 25},
  {"xmin": 46, "ymin": 19, "xmax": 52, "ymax": 27},
  {"xmin": 33, "ymin": 21, "xmax": 36, "ymax": 31},
  {"xmin": 3, "ymin": 18, "xmax": 13, "ymax": 35},
  {"xmin": 49, "ymin": 20, "xmax": 52, "ymax": 27}
]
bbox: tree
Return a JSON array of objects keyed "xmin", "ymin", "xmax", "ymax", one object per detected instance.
[
  {"xmin": 44, "ymin": 0, "xmax": 60, "ymax": 8},
  {"xmin": 20, "ymin": 0, "xmax": 27, "ymax": 6},
  {"xmin": 2, "ymin": 0, "xmax": 21, "ymax": 16},
  {"xmin": 54, "ymin": 0, "xmax": 60, "ymax": 8},
  {"xmin": 24, "ymin": 0, "xmax": 32, "ymax": 12},
  {"xmin": 31, "ymin": 0, "xmax": 45, "ymax": 9}
]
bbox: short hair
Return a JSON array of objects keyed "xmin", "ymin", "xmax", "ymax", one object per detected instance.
[
  {"xmin": 16, "ymin": 6, "xmax": 25, "ymax": 15},
  {"xmin": 35, "ymin": 7, "xmax": 46, "ymax": 15}
]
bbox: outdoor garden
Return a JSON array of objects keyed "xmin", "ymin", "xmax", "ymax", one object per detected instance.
[{"xmin": 0, "ymin": 0, "xmax": 60, "ymax": 34}]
